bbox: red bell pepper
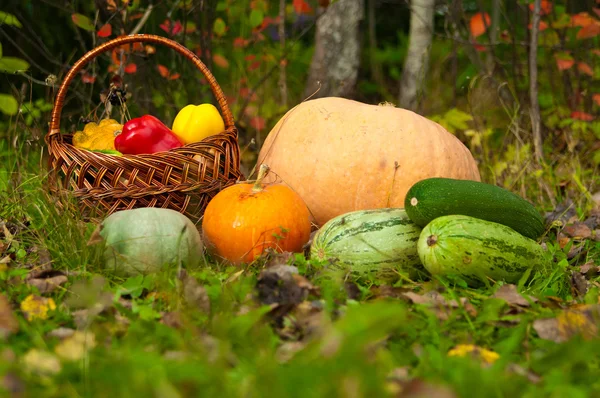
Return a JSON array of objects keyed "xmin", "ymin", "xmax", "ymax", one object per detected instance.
[{"xmin": 115, "ymin": 115, "xmax": 184, "ymax": 155}]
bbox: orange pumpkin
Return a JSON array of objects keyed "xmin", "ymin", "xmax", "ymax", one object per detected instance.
[
  {"xmin": 201, "ymin": 164, "xmax": 311, "ymax": 265},
  {"xmin": 257, "ymin": 97, "xmax": 481, "ymax": 226}
]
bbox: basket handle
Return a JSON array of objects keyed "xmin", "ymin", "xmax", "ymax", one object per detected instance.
[{"xmin": 46, "ymin": 34, "xmax": 235, "ymax": 143}]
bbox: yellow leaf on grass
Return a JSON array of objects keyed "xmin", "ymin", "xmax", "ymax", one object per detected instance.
[
  {"xmin": 55, "ymin": 331, "xmax": 97, "ymax": 362},
  {"xmin": 20, "ymin": 295, "xmax": 56, "ymax": 321},
  {"xmin": 448, "ymin": 344, "xmax": 500, "ymax": 365},
  {"xmin": 22, "ymin": 349, "xmax": 61, "ymax": 376},
  {"xmin": 557, "ymin": 306, "xmax": 598, "ymax": 340}
]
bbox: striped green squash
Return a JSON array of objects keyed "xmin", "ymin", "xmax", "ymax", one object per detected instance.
[
  {"xmin": 418, "ymin": 215, "xmax": 549, "ymax": 286},
  {"xmin": 310, "ymin": 208, "xmax": 427, "ymax": 281}
]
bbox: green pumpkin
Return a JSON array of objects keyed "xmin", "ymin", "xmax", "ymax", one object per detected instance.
[{"xmin": 90, "ymin": 208, "xmax": 204, "ymax": 276}]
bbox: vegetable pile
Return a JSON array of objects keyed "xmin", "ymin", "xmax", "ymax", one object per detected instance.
[
  {"xmin": 87, "ymin": 97, "xmax": 550, "ymax": 289},
  {"xmin": 310, "ymin": 177, "xmax": 550, "ymax": 286},
  {"xmin": 71, "ymin": 103, "xmax": 225, "ymax": 156}
]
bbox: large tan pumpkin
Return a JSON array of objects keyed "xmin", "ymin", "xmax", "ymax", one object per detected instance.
[{"xmin": 257, "ymin": 97, "xmax": 480, "ymax": 226}]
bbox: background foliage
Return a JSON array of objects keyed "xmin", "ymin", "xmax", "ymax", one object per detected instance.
[{"xmin": 1, "ymin": 1, "xmax": 600, "ymax": 396}]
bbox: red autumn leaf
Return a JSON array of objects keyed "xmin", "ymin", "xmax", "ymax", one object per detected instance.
[
  {"xmin": 81, "ymin": 73, "xmax": 96, "ymax": 84},
  {"xmin": 168, "ymin": 73, "xmax": 181, "ymax": 80},
  {"xmin": 473, "ymin": 43, "xmax": 487, "ymax": 52},
  {"xmin": 248, "ymin": 61, "xmax": 261, "ymax": 71},
  {"xmin": 129, "ymin": 12, "xmax": 144, "ymax": 20},
  {"xmin": 233, "ymin": 37, "xmax": 247, "ymax": 48},
  {"xmin": 249, "ymin": 116, "xmax": 266, "ymax": 130},
  {"xmin": 594, "ymin": 8, "xmax": 600, "ymax": 18},
  {"xmin": 172, "ymin": 21, "xmax": 183, "ymax": 35},
  {"xmin": 578, "ymin": 62, "xmax": 594, "ymax": 76},
  {"xmin": 556, "ymin": 57, "xmax": 575, "ymax": 71},
  {"xmin": 213, "ymin": 54, "xmax": 229, "ymax": 69},
  {"xmin": 528, "ymin": 20, "xmax": 549, "ymax": 31},
  {"xmin": 258, "ymin": 16, "xmax": 281, "ymax": 32},
  {"xmin": 470, "ymin": 12, "xmax": 491, "ymax": 38},
  {"xmin": 593, "ymin": 94, "xmax": 600, "ymax": 106},
  {"xmin": 97, "ymin": 23, "xmax": 112, "ymax": 37},
  {"xmin": 157, "ymin": 65, "xmax": 169, "ymax": 78},
  {"xmin": 529, "ymin": 0, "xmax": 553, "ymax": 16},
  {"xmin": 593, "ymin": 49, "xmax": 600, "ymax": 56},
  {"xmin": 159, "ymin": 20, "xmax": 183, "ymax": 36},
  {"xmin": 239, "ymin": 87, "xmax": 258, "ymax": 101},
  {"xmin": 245, "ymin": 54, "xmax": 256, "ymax": 62},
  {"xmin": 571, "ymin": 111, "xmax": 595, "ymax": 121},
  {"xmin": 293, "ymin": 0, "xmax": 313, "ymax": 15},
  {"xmin": 124, "ymin": 63, "xmax": 137, "ymax": 74},
  {"xmin": 577, "ymin": 23, "xmax": 600, "ymax": 39},
  {"xmin": 571, "ymin": 13, "xmax": 594, "ymax": 27}
]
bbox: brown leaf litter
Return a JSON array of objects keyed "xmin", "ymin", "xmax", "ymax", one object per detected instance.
[
  {"xmin": 492, "ymin": 284, "xmax": 537, "ymax": 307},
  {"xmin": 0, "ymin": 294, "xmax": 19, "ymax": 339},
  {"xmin": 533, "ymin": 304, "xmax": 600, "ymax": 343}
]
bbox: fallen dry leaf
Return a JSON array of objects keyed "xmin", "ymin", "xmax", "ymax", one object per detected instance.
[
  {"xmin": 448, "ymin": 344, "xmax": 500, "ymax": 365},
  {"xmin": 580, "ymin": 261, "xmax": 600, "ymax": 275},
  {"xmin": 533, "ymin": 305, "xmax": 600, "ymax": 343},
  {"xmin": 0, "ymin": 293, "xmax": 18, "ymax": 339},
  {"xmin": 27, "ymin": 273, "xmax": 68, "ymax": 295},
  {"xmin": 506, "ymin": 363, "xmax": 542, "ymax": 384},
  {"xmin": 370, "ymin": 285, "xmax": 411, "ymax": 299},
  {"xmin": 257, "ymin": 265, "xmax": 310, "ymax": 317},
  {"xmin": 2, "ymin": 372, "xmax": 24, "ymax": 397},
  {"xmin": 54, "ymin": 331, "xmax": 97, "ymax": 362},
  {"xmin": 161, "ymin": 311, "xmax": 183, "ymax": 329},
  {"xmin": 401, "ymin": 290, "xmax": 477, "ymax": 319},
  {"xmin": 47, "ymin": 327, "xmax": 76, "ymax": 340},
  {"xmin": 178, "ymin": 270, "xmax": 210, "ymax": 313},
  {"xmin": 20, "ymin": 294, "xmax": 56, "ymax": 321},
  {"xmin": 393, "ymin": 378, "xmax": 457, "ymax": 398},
  {"xmin": 545, "ymin": 201, "xmax": 578, "ymax": 227},
  {"xmin": 22, "ymin": 349, "xmax": 61, "ymax": 377},
  {"xmin": 402, "ymin": 291, "xmax": 447, "ymax": 306},
  {"xmin": 571, "ymin": 272, "xmax": 588, "ymax": 297},
  {"xmin": 492, "ymin": 284, "xmax": 537, "ymax": 307},
  {"xmin": 263, "ymin": 250, "xmax": 295, "ymax": 268},
  {"xmin": 275, "ymin": 341, "xmax": 306, "ymax": 363},
  {"xmin": 562, "ymin": 223, "xmax": 592, "ymax": 240}
]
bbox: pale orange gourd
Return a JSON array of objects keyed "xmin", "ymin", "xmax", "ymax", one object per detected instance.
[
  {"xmin": 257, "ymin": 97, "xmax": 481, "ymax": 226},
  {"xmin": 201, "ymin": 165, "xmax": 311, "ymax": 265}
]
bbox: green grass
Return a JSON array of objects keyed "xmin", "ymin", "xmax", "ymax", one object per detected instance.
[{"xmin": 1, "ymin": 136, "xmax": 600, "ymax": 398}]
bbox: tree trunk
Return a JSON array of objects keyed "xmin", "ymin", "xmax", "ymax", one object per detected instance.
[
  {"xmin": 529, "ymin": 0, "xmax": 544, "ymax": 162},
  {"xmin": 399, "ymin": 0, "xmax": 435, "ymax": 112},
  {"xmin": 303, "ymin": 0, "xmax": 364, "ymax": 99}
]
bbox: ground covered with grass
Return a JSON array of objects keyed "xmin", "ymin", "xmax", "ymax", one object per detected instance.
[{"xmin": 1, "ymin": 149, "xmax": 600, "ymax": 398}]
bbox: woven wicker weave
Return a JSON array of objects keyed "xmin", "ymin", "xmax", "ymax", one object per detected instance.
[{"xmin": 45, "ymin": 34, "xmax": 243, "ymax": 223}]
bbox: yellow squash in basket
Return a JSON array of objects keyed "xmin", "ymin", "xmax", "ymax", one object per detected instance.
[{"xmin": 72, "ymin": 118, "xmax": 122, "ymax": 151}]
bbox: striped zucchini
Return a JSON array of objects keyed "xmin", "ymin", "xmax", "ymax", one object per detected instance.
[
  {"xmin": 418, "ymin": 215, "xmax": 548, "ymax": 286},
  {"xmin": 310, "ymin": 208, "xmax": 427, "ymax": 281},
  {"xmin": 404, "ymin": 178, "xmax": 546, "ymax": 240}
]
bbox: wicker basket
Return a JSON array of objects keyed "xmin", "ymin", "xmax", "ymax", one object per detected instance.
[{"xmin": 44, "ymin": 34, "xmax": 243, "ymax": 223}]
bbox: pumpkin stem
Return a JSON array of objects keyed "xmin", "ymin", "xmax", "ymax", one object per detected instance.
[{"xmin": 252, "ymin": 164, "xmax": 270, "ymax": 192}]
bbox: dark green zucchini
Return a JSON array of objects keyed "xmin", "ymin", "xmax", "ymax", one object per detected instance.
[{"xmin": 404, "ymin": 178, "xmax": 545, "ymax": 240}]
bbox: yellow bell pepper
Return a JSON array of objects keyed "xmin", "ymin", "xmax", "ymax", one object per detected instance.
[
  {"xmin": 171, "ymin": 103, "xmax": 225, "ymax": 144},
  {"xmin": 72, "ymin": 118, "xmax": 123, "ymax": 151}
]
